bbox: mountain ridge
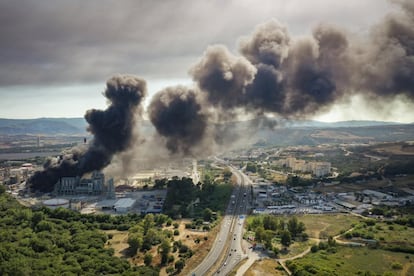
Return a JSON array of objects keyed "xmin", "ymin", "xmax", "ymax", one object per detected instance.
[{"xmin": 0, "ymin": 117, "xmax": 410, "ymax": 136}]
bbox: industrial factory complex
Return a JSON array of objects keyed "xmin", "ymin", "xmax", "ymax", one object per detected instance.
[{"xmin": 2, "ymin": 160, "xmax": 198, "ymax": 215}]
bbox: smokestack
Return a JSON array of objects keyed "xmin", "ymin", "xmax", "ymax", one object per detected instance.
[{"xmin": 28, "ymin": 75, "xmax": 146, "ymax": 193}]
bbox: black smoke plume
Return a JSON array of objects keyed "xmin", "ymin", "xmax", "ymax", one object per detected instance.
[
  {"xmin": 239, "ymin": 19, "xmax": 290, "ymax": 68},
  {"xmin": 190, "ymin": 45, "xmax": 256, "ymax": 110},
  {"xmin": 28, "ymin": 75, "xmax": 146, "ymax": 192},
  {"xmin": 150, "ymin": 0, "xmax": 414, "ymax": 155},
  {"xmin": 148, "ymin": 86, "xmax": 207, "ymax": 155},
  {"xmin": 358, "ymin": 0, "xmax": 414, "ymax": 100}
]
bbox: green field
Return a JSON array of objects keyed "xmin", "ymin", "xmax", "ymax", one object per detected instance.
[
  {"xmin": 296, "ymin": 214, "xmax": 363, "ymax": 239},
  {"xmin": 287, "ymin": 246, "xmax": 414, "ymax": 276},
  {"xmin": 340, "ymin": 220, "xmax": 414, "ymax": 253},
  {"xmin": 247, "ymin": 213, "xmax": 363, "ymax": 240}
]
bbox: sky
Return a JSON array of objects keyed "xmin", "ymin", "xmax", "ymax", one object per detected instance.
[{"xmin": 1, "ymin": 0, "xmax": 413, "ymax": 122}]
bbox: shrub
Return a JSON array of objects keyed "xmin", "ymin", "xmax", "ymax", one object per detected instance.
[
  {"xmin": 167, "ymin": 255, "xmax": 175, "ymax": 264},
  {"xmin": 166, "ymin": 266, "xmax": 174, "ymax": 274},
  {"xmin": 178, "ymin": 244, "xmax": 189, "ymax": 253},
  {"xmin": 175, "ymin": 259, "xmax": 185, "ymax": 272},
  {"xmin": 144, "ymin": 253, "xmax": 153, "ymax": 266},
  {"xmin": 365, "ymin": 219, "xmax": 376, "ymax": 226},
  {"xmin": 391, "ymin": 262, "xmax": 403, "ymax": 270},
  {"xmin": 173, "ymin": 230, "xmax": 180, "ymax": 236}
]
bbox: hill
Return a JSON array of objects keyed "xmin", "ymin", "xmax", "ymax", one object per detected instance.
[
  {"xmin": 0, "ymin": 118, "xmax": 412, "ymax": 146},
  {"xmin": 0, "ymin": 118, "xmax": 87, "ymax": 135}
]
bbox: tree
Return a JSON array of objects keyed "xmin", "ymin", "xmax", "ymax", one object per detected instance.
[
  {"xmin": 144, "ymin": 253, "xmax": 153, "ymax": 266},
  {"xmin": 159, "ymin": 239, "xmax": 171, "ymax": 266},
  {"xmin": 222, "ymin": 168, "xmax": 233, "ymax": 179},
  {"xmin": 328, "ymin": 236, "xmax": 336, "ymax": 247},
  {"xmin": 142, "ymin": 214, "xmax": 155, "ymax": 235},
  {"xmin": 154, "ymin": 214, "xmax": 168, "ymax": 227},
  {"xmin": 280, "ymin": 230, "xmax": 291, "ymax": 247},
  {"xmin": 203, "ymin": 208, "xmax": 213, "ymax": 222},
  {"xmin": 287, "ymin": 217, "xmax": 298, "ymax": 236},
  {"xmin": 249, "ymin": 216, "xmax": 262, "ymax": 230},
  {"xmin": 142, "ymin": 229, "xmax": 160, "ymax": 251},
  {"xmin": 0, "ymin": 184, "xmax": 5, "ymax": 195},
  {"xmin": 174, "ymin": 259, "xmax": 185, "ymax": 272},
  {"xmin": 154, "ymin": 178, "xmax": 167, "ymax": 189},
  {"xmin": 287, "ymin": 217, "xmax": 305, "ymax": 238},
  {"xmin": 263, "ymin": 215, "xmax": 278, "ymax": 231},
  {"xmin": 31, "ymin": 212, "xmax": 44, "ymax": 227},
  {"xmin": 255, "ymin": 226, "xmax": 265, "ymax": 242},
  {"xmin": 246, "ymin": 162, "xmax": 257, "ymax": 173},
  {"xmin": 272, "ymin": 246, "xmax": 279, "ymax": 256},
  {"xmin": 127, "ymin": 233, "xmax": 142, "ymax": 255}
]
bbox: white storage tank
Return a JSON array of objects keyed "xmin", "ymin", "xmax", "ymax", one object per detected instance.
[{"xmin": 43, "ymin": 198, "xmax": 70, "ymax": 209}]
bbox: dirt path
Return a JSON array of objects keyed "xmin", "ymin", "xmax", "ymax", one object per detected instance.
[{"xmin": 402, "ymin": 262, "xmax": 413, "ymax": 276}]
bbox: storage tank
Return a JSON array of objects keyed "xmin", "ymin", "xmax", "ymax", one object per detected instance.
[{"xmin": 43, "ymin": 198, "xmax": 70, "ymax": 209}]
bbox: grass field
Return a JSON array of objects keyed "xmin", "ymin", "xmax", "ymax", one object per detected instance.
[
  {"xmin": 276, "ymin": 239, "xmax": 314, "ymax": 259},
  {"xmin": 340, "ymin": 220, "xmax": 414, "ymax": 252},
  {"xmin": 246, "ymin": 214, "xmax": 363, "ymax": 240},
  {"xmin": 287, "ymin": 246, "xmax": 414, "ymax": 275},
  {"xmin": 245, "ymin": 259, "xmax": 287, "ymax": 276},
  {"xmin": 104, "ymin": 230, "xmax": 129, "ymax": 257},
  {"xmin": 297, "ymin": 214, "xmax": 363, "ymax": 239}
]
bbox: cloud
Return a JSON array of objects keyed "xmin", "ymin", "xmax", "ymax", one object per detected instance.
[{"xmin": 0, "ymin": 0, "xmax": 392, "ymax": 86}]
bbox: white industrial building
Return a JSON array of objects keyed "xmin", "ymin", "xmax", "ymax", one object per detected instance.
[{"xmin": 114, "ymin": 198, "xmax": 136, "ymax": 213}]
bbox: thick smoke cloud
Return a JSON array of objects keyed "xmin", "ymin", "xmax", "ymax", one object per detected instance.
[
  {"xmin": 28, "ymin": 75, "xmax": 146, "ymax": 192},
  {"xmin": 148, "ymin": 86, "xmax": 208, "ymax": 155},
  {"xmin": 239, "ymin": 19, "xmax": 290, "ymax": 68},
  {"xmin": 26, "ymin": 0, "xmax": 414, "ymax": 165},
  {"xmin": 359, "ymin": 0, "xmax": 414, "ymax": 100},
  {"xmin": 240, "ymin": 21, "xmax": 351, "ymax": 116},
  {"xmin": 190, "ymin": 45, "xmax": 257, "ymax": 110},
  {"xmin": 152, "ymin": 0, "xmax": 414, "ymax": 155}
]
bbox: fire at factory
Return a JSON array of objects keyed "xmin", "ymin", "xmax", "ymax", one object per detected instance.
[{"xmin": 18, "ymin": 0, "xmax": 414, "ymax": 214}]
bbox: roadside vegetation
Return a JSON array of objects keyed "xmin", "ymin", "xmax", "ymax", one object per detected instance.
[
  {"xmin": 245, "ymin": 215, "xmax": 308, "ymax": 256},
  {"xmin": 162, "ymin": 167, "xmax": 233, "ymax": 220}
]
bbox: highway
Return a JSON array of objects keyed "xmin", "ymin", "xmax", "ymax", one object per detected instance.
[{"xmin": 190, "ymin": 165, "xmax": 252, "ymax": 276}]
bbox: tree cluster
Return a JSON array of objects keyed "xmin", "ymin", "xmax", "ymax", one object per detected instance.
[
  {"xmin": 0, "ymin": 192, "xmax": 157, "ymax": 275},
  {"xmin": 248, "ymin": 215, "xmax": 307, "ymax": 251},
  {"xmin": 126, "ymin": 213, "xmax": 194, "ymax": 274},
  {"xmin": 162, "ymin": 175, "xmax": 232, "ymax": 219}
]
